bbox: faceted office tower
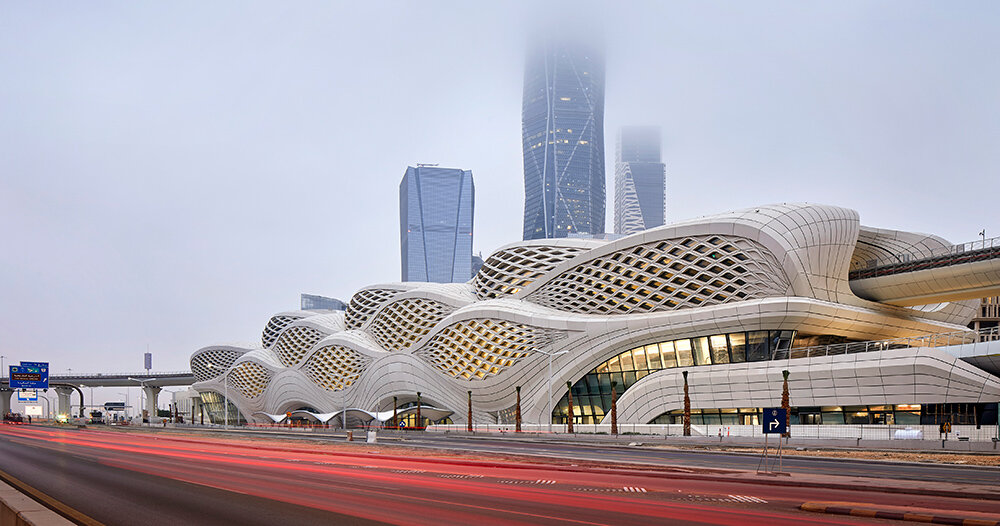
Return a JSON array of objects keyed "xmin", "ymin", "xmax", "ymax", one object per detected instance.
[
  {"xmin": 521, "ymin": 37, "xmax": 606, "ymax": 240},
  {"xmin": 400, "ymin": 166, "xmax": 475, "ymax": 283},
  {"xmin": 614, "ymin": 126, "xmax": 666, "ymax": 235}
]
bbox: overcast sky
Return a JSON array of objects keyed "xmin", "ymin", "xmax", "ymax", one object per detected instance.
[{"xmin": 2, "ymin": 1, "xmax": 998, "ymax": 394}]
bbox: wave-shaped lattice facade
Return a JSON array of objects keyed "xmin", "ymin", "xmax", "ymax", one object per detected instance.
[
  {"xmin": 190, "ymin": 204, "xmax": 996, "ymax": 429},
  {"xmin": 474, "ymin": 244, "xmax": 591, "ymax": 299},
  {"xmin": 367, "ymin": 298, "xmax": 456, "ymax": 352},
  {"xmin": 304, "ymin": 345, "xmax": 373, "ymax": 391},
  {"xmin": 415, "ymin": 319, "xmax": 565, "ymax": 380},
  {"xmin": 262, "ymin": 313, "xmax": 305, "ymax": 348},
  {"xmin": 527, "ymin": 235, "xmax": 789, "ymax": 314},
  {"xmin": 272, "ymin": 326, "xmax": 326, "ymax": 367},
  {"xmin": 191, "ymin": 348, "xmax": 246, "ymax": 382},
  {"xmin": 228, "ymin": 362, "xmax": 272, "ymax": 398},
  {"xmin": 346, "ymin": 288, "xmax": 404, "ymax": 330}
]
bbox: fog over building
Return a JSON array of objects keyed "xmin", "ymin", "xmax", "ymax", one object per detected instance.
[
  {"xmin": 400, "ymin": 166, "xmax": 475, "ymax": 283},
  {"xmin": 614, "ymin": 126, "xmax": 666, "ymax": 235},
  {"xmin": 521, "ymin": 36, "xmax": 606, "ymax": 240}
]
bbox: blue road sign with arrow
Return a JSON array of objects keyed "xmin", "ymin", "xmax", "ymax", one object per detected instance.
[
  {"xmin": 763, "ymin": 407, "xmax": 787, "ymax": 434},
  {"xmin": 9, "ymin": 362, "xmax": 49, "ymax": 390}
]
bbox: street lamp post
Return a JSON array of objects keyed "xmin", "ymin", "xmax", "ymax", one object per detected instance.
[
  {"xmin": 224, "ymin": 374, "xmax": 229, "ymax": 429},
  {"xmin": 40, "ymin": 394, "xmax": 50, "ymax": 421},
  {"xmin": 127, "ymin": 377, "xmax": 152, "ymax": 425},
  {"xmin": 118, "ymin": 392, "xmax": 129, "ymax": 422},
  {"xmin": 533, "ymin": 348, "xmax": 570, "ymax": 434}
]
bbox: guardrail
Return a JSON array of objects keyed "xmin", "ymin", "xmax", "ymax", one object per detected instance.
[
  {"xmin": 47, "ymin": 371, "xmax": 194, "ymax": 379},
  {"xmin": 850, "ymin": 235, "xmax": 1000, "ymax": 279},
  {"xmin": 771, "ymin": 326, "xmax": 1000, "ymax": 361}
]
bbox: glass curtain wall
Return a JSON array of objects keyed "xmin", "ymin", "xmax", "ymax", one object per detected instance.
[
  {"xmin": 553, "ymin": 330, "xmax": 795, "ymax": 424},
  {"xmin": 199, "ymin": 391, "xmax": 246, "ymax": 425}
]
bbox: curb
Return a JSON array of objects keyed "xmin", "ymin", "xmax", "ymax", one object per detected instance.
[
  {"xmin": 800, "ymin": 502, "xmax": 1000, "ymax": 525},
  {"xmin": 0, "ymin": 468, "xmax": 103, "ymax": 526}
]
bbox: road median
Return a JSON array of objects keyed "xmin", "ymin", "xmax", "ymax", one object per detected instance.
[{"xmin": 800, "ymin": 501, "xmax": 1000, "ymax": 525}]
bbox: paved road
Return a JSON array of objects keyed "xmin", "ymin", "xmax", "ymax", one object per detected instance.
[
  {"xmin": 6, "ymin": 424, "xmax": 988, "ymax": 525},
  {"xmin": 388, "ymin": 435, "xmax": 1000, "ymax": 486},
  {"xmin": 186, "ymin": 428, "xmax": 1000, "ymax": 487}
]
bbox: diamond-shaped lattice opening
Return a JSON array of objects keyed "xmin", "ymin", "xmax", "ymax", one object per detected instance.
[
  {"xmin": 367, "ymin": 299, "xmax": 455, "ymax": 352},
  {"xmin": 228, "ymin": 362, "xmax": 271, "ymax": 399},
  {"xmin": 262, "ymin": 315, "xmax": 303, "ymax": 348},
  {"xmin": 527, "ymin": 235, "xmax": 789, "ymax": 314},
  {"xmin": 272, "ymin": 326, "xmax": 326, "ymax": 367},
  {"xmin": 346, "ymin": 288, "xmax": 402, "ymax": 329},
  {"xmin": 191, "ymin": 349, "xmax": 243, "ymax": 382},
  {"xmin": 304, "ymin": 345, "xmax": 372, "ymax": 391},
  {"xmin": 474, "ymin": 245, "xmax": 590, "ymax": 299},
  {"xmin": 415, "ymin": 319, "xmax": 565, "ymax": 381}
]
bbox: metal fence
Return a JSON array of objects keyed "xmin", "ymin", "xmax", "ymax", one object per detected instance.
[
  {"xmin": 771, "ymin": 326, "xmax": 1000, "ymax": 361},
  {"xmin": 429, "ymin": 423, "xmax": 1000, "ymax": 442},
  {"xmin": 850, "ymin": 235, "xmax": 1000, "ymax": 276}
]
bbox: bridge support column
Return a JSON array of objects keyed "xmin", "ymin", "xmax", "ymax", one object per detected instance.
[
  {"xmin": 143, "ymin": 386, "xmax": 161, "ymax": 421},
  {"xmin": 55, "ymin": 387, "xmax": 74, "ymax": 418},
  {"xmin": 0, "ymin": 389, "xmax": 12, "ymax": 416}
]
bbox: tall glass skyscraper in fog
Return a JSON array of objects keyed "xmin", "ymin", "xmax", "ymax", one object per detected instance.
[
  {"xmin": 614, "ymin": 126, "xmax": 666, "ymax": 235},
  {"xmin": 400, "ymin": 166, "xmax": 475, "ymax": 283},
  {"xmin": 521, "ymin": 38, "xmax": 606, "ymax": 240}
]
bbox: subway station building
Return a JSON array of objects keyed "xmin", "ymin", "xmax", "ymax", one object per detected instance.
[{"xmin": 190, "ymin": 204, "xmax": 1000, "ymax": 430}]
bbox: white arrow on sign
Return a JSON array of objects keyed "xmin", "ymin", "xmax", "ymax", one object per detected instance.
[{"xmin": 769, "ymin": 420, "xmax": 780, "ymax": 430}]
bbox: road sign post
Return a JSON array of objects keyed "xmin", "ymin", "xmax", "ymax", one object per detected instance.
[
  {"xmin": 757, "ymin": 407, "xmax": 789, "ymax": 476},
  {"xmin": 9, "ymin": 363, "xmax": 49, "ymax": 390}
]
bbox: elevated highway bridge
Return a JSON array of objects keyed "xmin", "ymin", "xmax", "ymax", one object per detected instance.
[
  {"xmin": 850, "ymin": 236, "xmax": 1000, "ymax": 307},
  {"xmin": 1, "ymin": 371, "xmax": 195, "ymax": 419}
]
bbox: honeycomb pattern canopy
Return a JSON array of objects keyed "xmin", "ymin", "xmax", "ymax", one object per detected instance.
[
  {"xmin": 228, "ymin": 361, "xmax": 272, "ymax": 398},
  {"xmin": 367, "ymin": 298, "xmax": 456, "ymax": 352},
  {"xmin": 272, "ymin": 326, "xmax": 327, "ymax": 367},
  {"xmin": 416, "ymin": 319, "xmax": 566, "ymax": 380},
  {"xmin": 304, "ymin": 345, "xmax": 373, "ymax": 391},
  {"xmin": 345, "ymin": 287, "xmax": 405, "ymax": 329},
  {"xmin": 474, "ymin": 243, "xmax": 594, "ymax": 299},
  {"xmin": 527, "ymin": 235, "xmax": 790, "ymax": 314},
  {"xmin": 191, "ymin": 348, "xmax": 246, "ymax": 382}
]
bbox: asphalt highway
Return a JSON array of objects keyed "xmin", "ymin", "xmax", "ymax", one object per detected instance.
[
  {"xmin": 387, "ymin": 434, "xmax": 1000, "ymax": 486},
  {"xmin": 0, "ymin": 425, "xmax": 997, "ymax": 525}
]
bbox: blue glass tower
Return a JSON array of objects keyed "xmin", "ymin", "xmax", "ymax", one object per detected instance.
[
  {"xmin": 400, "ymin": 166, "xmax": 475, "ymax": 283},
  {"xmin": 522, "ymin": 38, "xmax": 606, "ymax": 240}
]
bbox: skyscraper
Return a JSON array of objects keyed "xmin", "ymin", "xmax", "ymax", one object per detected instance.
[
  {"xmin": 614, "ymin": 126, "xmax": 666, "ymax": 235},
  {"xmin": 400, "ymin": 165, "xmax": 475, "ymax": 283},
  {"xmin": 521, "ymin": 37, "xmax": 606, "ymax": 240}
]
